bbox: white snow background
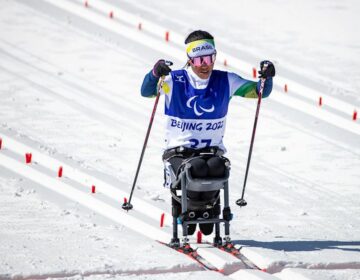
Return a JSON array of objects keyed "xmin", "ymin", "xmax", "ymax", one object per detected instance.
[{"xmin": 0, "ymin": 0, "xmax": 360, "ymax": 279}]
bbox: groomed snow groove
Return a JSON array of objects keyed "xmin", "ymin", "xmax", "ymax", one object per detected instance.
[
  {"xmin": 0, "ymin": 132, "xmax": 274, "ymax": 279},
  {"xmin": 0, "ymin": 265, "xmax": 204, "ymax": 280}
]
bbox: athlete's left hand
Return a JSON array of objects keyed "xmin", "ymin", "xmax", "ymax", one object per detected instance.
[{"xmin": 258, "ymin": 60, "xmax": 276, "ymax": 79}]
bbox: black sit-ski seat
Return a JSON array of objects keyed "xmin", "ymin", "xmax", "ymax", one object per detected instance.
[{"xmin": 165, "ymin": 151, "xmax": 233, "ymax": 247}]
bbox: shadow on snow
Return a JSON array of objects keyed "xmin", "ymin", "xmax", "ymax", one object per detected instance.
[{"xmin": 233, "ymin": 240, "xmax": 360, "ymax": 252}]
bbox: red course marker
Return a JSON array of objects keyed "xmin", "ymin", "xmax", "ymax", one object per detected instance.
[
  {"xmin": 0, "ymin": 138, "xmax": 2, "ymax": 150},
  {"xmin": 160, "ymin": 213, "xmax": 165, "ymax": 227},
  {"xmin": 58, "ymin": 166, "xmax": 63, "ymax": 178},
  {"xmin": 25, "ymin": 153, "xmax": 32, "ymax": 164},
  {"xmin": 253, "ymin": 67, "xmax": 257, "ymax": 78},
  {"xmin": 284, "ymin": 84, "xmax": 288, "ymax": 93},
  {"xmin": 353, "ymin": 110, "xmax": 357, "ymax": 121},
  {"xmin": 197, "ymin": 230, "xmax": 202, "ymax": 243},
  {"xmin": 165, "ymin": 31, "xmax": 170, "ymax": 42},
  {"xmin": 319, "ymin": 97, "xmax": 323, "ymax": 106},
  {"xmin": 91, "ymin": 185, "xmax": 96, "ymax": 193}
]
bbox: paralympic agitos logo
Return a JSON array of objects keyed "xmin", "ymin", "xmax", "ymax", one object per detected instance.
[{"xmin": 186, "ymin": 96, "xmax": 215, "ymax": 116}]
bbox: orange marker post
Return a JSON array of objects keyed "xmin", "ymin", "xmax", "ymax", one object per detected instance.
[
  {"xmin": 197, "ymin": 230, "xmax": 202, "ymax": 243},
  {"xmin": 25, "ymin": 153, "xmax": 32, "ymax": 164},
  {"xmin": 160, "ymin": 213, "xmax": 165, "ymax": 227},
  {"xmin": 58, "ymin": 166, "xmax": 63, "ymax": 178}
]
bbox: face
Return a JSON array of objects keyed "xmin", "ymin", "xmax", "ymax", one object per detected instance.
[{"xmin": 189, "ymin": 54, "xmax": 216, "ymax": 79}]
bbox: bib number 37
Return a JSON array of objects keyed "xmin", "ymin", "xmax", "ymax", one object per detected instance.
[{"xmin": 189, "ymin": 139, "xmax": 211, "ymax": 149}]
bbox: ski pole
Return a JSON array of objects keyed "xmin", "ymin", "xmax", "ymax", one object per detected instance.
[
  {"xmin": 122, "ymin": 77, "xmax": 165, "ymax": 211},
  {"xmin": 236, "ymin": 78, "xmax": 266, "ymax": 207}
]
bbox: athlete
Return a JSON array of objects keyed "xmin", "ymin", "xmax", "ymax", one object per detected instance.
[{"xmin": 141, "ymin": 30, "xmax": 275, "ymax": 236}]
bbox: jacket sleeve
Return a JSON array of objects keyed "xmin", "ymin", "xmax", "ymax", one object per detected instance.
[
  {"xmin": 256, "ymin": 78, "xmax": 273, "ymax": 98},
  {"xmin": 229, "ymin": 72, "xmax": 273, "ymax": 98},
  {"xmin": 141, "ymin": 70, "xmax": 159, "ymax": 97}
]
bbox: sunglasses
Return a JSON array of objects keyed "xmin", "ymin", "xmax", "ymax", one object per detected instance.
[{"xmin": 189, "ymin": 53, "xmax": 216, "ymax": 67}]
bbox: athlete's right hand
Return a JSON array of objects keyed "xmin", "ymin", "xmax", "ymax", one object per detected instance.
[{"xmin": 152, "ymin": 59, "xmax": 173, "ymax": 78}]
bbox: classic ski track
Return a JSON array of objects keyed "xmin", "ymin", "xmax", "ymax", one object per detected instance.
[
  {"xmin": 0, "ymin": 263, "xmax": 204, "ymax": 280},
  {"xmin": 2, "ymin": 132, "xmax": 359, "ymax": 278},
  {"xmin": 0, "ymin": 145, "xmax": 257, "ymax": 279},
  {"xmin": 0, "ymin": 46, "xmax": 163, "ymax": 137},
  {"xmin": 0, "ymin": 132, "xmax": 170, "ymax": 228},
  {"xmin": 0, "ymin": 38, "xmax": 152, "ymax": 119},
  {"xmin": 229, "ymin": 157, "xmax": 360, "ymax": 237},
  {"xmin": 0, "ymin": 131, "xmax": 264, "ymax": 276}
]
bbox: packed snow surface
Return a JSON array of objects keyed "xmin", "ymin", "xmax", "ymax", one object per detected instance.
[{"xmin": 0, "ymin": 0, "xmax": 359, "ymax": 279}]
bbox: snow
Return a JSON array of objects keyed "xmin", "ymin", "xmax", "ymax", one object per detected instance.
[
  {"xmin": 1, "ymin": 0, "xmax": 360, "ymax": 279},
  {"xmin": 0, "ymin": 173, "xmax": 205, "ymax": 279}
]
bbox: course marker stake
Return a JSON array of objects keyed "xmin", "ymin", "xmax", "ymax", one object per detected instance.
[
  {"xmin": 25, "ymin": 153, "xmax": 32, "ymax": 164},
  {"xmin": 160, "ymin": 213, "xmax": 165, "ymax": 227},
  {"xmin": 58, "ymin": 166, "xmax": 63, "ymax": 178}
]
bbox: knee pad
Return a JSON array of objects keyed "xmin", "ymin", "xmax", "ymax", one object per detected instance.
[
  {"xmin": 189, "ymin": 158, "xmax": 208, "ymax": 178},
  {"xmin": 207, "ymin": 157, "xmax": 226, "ymax": 177}
]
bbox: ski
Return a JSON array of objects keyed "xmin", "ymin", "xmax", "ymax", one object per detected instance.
[
  {"xmin": 157, "ymin": 241, "xmax": 220, "ymax": 272},
  {"xmin": 208, "ymin": 242, "xmax": 260, "ymax": 270}
]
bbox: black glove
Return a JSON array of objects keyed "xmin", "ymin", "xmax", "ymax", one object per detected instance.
[
  {"xmin": 152, "ymin": 59, "xmax": 173, "ymax": 78},
  {"xmin": 258, "ymin": 60, "xmax": 275, "ymax": 79}
]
